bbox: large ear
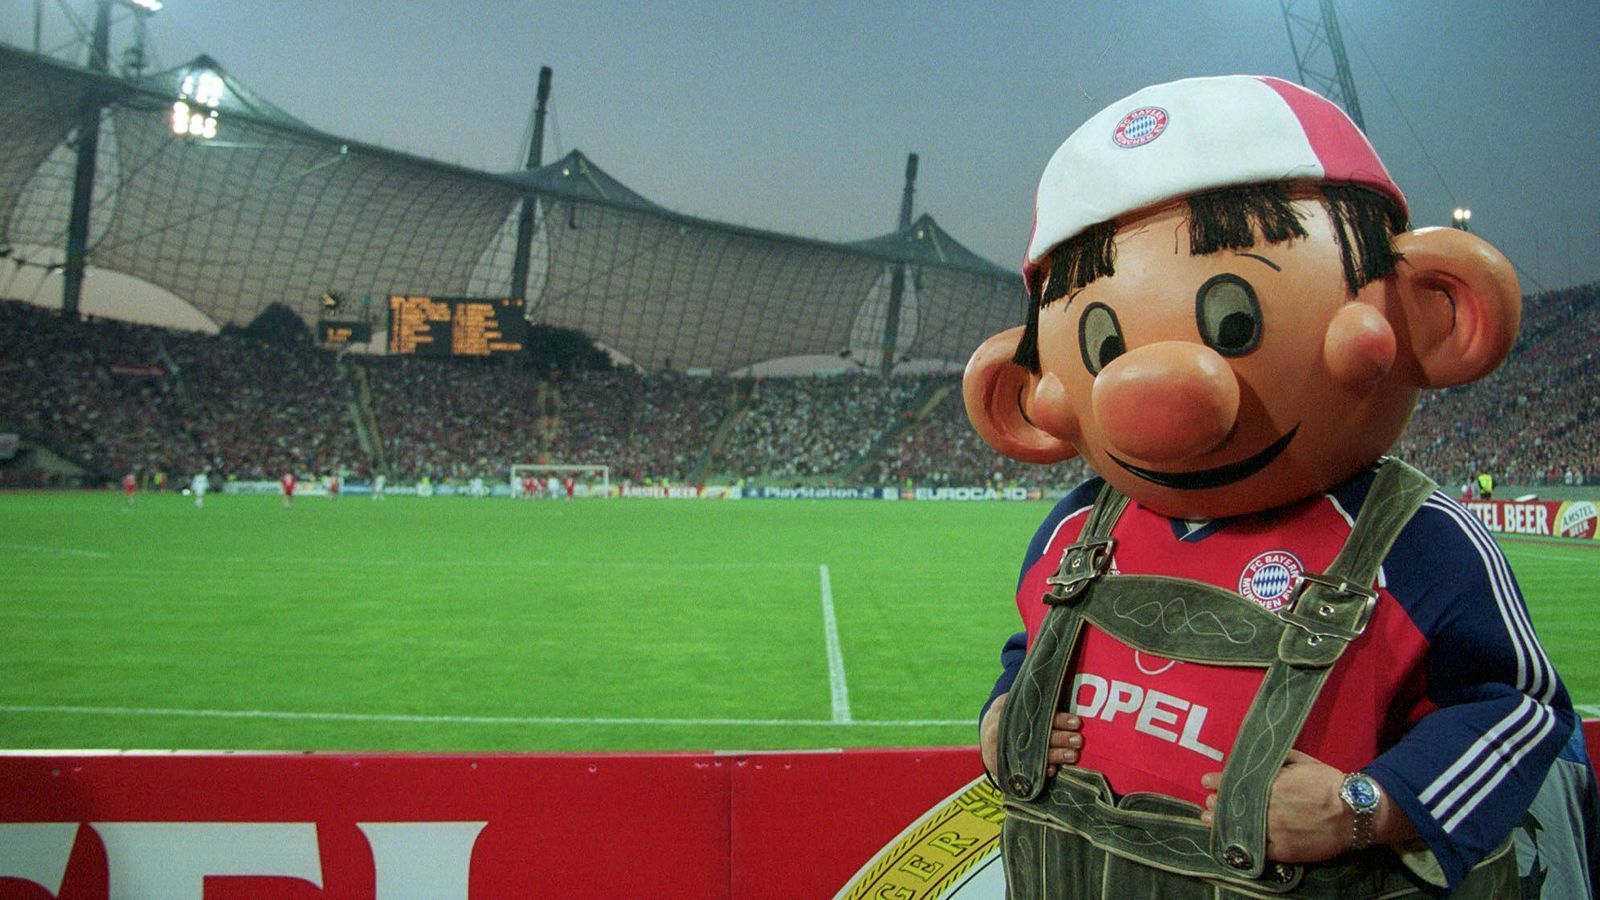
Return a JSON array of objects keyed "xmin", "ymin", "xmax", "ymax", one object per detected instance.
[
  {"xmin": 1390, "ymin": 227, "xmax": 1521, "ymax": 388},
  {"xmin": 963, "ymin": 327, "xmax": 1080, "ymax": 463}
]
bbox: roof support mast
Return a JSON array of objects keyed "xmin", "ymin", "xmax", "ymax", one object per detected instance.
[
  {"xmin": 880, "ymin": 152, "xmax": 917, "ymax": 376},
  {"xmin": 1279, "ymin": 0, "xmax": 1366, "ymax": 131},
  {"xmin": 510, "ymin": 66, "xmax": 552, "ymax": 305},
  {"xmin": 62, "ymin": 0, "xmax": 113, "ymax": 317}
]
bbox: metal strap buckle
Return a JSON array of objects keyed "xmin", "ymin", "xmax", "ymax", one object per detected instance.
[
  {"xmin": 1279, "ymin": 572, "xmax": 1378, "ymax": 641},
  {"xmin": 1044, "ymin": 537, "xmax": 1116, "ymax": 605}
]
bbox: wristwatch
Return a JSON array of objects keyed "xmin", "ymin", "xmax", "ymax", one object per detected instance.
[{"xmin": 1339, "ymin": 771, "xmax": 1382, "ymax": 851}]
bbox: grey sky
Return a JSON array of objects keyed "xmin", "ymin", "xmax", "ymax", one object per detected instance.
[{"xmin": 5, "ymin": 0, "xmax": 1598, "ymax": 292}]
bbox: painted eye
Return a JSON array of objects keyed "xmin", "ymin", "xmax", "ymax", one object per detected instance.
[
  {"xmin": 1196, "ymin": 274, "xmax": 1262, "ymax": 356},
  {"xmin": 1077, "ymin": 302, "xmax": 1125, "ymax": 375}
]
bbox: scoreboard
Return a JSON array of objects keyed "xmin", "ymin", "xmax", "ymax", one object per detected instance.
[
  {"xmin": 318, "ymin": 319, "xmax": 373, "ymax": 344},
  {"xmin": 387, "ymin": 295, "xmax": 527, "ymax": 357}
]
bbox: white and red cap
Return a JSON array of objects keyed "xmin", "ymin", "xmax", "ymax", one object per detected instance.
[{"xmin": 1024, "ymin": 74, "xmax": 1406, "ymax": 289}]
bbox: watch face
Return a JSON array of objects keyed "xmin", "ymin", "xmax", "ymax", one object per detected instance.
[{"xmin": 1344, "ymin": 775, "xmax": 1380, "ymax": 810}]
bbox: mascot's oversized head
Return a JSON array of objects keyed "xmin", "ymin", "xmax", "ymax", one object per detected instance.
[{"xmin": 966, "ymin": 75, "xmax": 1521, "ymax": 520}]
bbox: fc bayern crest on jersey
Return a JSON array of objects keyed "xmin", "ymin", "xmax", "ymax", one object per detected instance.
[
  {"xmin": 1112, "ymin": 106, "xmax": 1168, "ymax": 148},
  {"xmin": 1238, "ymin": 550, "xmax": 1304, "ymax": 612}
]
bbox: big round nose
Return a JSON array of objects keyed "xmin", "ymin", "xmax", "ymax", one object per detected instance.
[{"xmin": 1090, "ymin": 341, "xmax": 1240, "ymax": 462}]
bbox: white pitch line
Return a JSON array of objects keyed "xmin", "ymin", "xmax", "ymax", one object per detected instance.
[
  {"xmin": 1512, "ymin": 550, "xmax": 1589, "ymax": 562},
  {"xmin": 819, "ymin": 564, "xmax": 852, "ymax": 724},
  {"xmin": 0, "ymin": 701, "xmax": 1584, "ymax": 730},
  {"xmin": 0, "ymin": 542, "xmax": 110, "ymax": 559},
  {"xmin": 0, "ymin": 704, "xmax": 964, "ymax": 728},
  {"xmin": 0, "ymin": 543, "xmax": 812, "ymax": 571}
]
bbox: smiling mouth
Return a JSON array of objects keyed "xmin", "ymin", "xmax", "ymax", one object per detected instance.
[{"xmin": 1109, "ymin": 425, "xmax": 1300, "ymax": 490}]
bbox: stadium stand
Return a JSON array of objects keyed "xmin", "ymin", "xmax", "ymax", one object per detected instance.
[
  {"xmin": 1392, "ymin": 281, "xmax": 1599, "ymax": 489},
  {"xmin": 6, "ymin": 39, "xmax": 1586, "ymax": 495},
  {"xmin": 3, "ymin": 281, "xmax": 1595, "ymax": 492},
  {"xmin": 0, "ymin": 300, "xmax": 359, "ymax": 484},
  {"xmin": 361, "ymin": 360, "xmax": 730, "ymax": 483},
  {"xmin": 1, "ymin": 300, "xmax": 197, "ymax": 483},
  {"xmin": 868, "ymin": 384, "xmax": 1094, "ymax": 490},
  {"xmin": 710, "ymin": 375, "xmax": 926, "ymax": 480},
  {"xmin": 171, "ymin": 329, "xmax": 364, "ymax": 480}
]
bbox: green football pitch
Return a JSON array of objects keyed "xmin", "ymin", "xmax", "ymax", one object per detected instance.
[{"xmin": 2, "ymin": 492, "xmax": 1595, "ymax": 753}]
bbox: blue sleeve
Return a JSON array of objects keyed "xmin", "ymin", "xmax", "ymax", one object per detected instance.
[
  {"xmin": 1363, "ymin": 493, "xmax": 1575, "ymax": 890},
  {"xmin": 980, "ymin": 631, "xmax": 1028, "ymax": 723}
]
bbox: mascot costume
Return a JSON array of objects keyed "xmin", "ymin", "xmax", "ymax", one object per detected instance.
[{"xmin": 967, "ymin": 75, "xmax": 1598, "ymax": 897}]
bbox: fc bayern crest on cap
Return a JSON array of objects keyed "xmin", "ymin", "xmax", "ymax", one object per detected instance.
[
  {"xmin": 1111, "ymin": 106, "xmax": 1169, "ymax": 148},
  {"xmin": 1238, "ymin": 550, "xmax": 1304, "ymax": 612}
]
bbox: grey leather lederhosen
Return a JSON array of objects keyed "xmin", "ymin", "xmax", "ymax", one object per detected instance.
[{"xmin": 996, "ymin": 459, "xmax": 1518, "ymax": 898}]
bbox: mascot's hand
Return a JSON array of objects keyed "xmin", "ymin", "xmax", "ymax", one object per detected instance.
[
  {"xmin": 1043, "ymin": 710, "xmax": 1083, "ymax": 777},
  {"xmin": 980, "ymin": 693, "xmax": 1007, "ymax": 778},
  {"xmin": 1199, "ymin": 750, "xmax": 1350, "ymax": 863},
  {"xmin": 980, "ymin": 694, "xmax": 1083, "ymax": 780}
]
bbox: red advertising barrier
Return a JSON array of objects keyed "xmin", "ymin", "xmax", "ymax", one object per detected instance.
[
  {"xmin": 1461, "ymin": 497, "xmax": 1599, "ymax": 539},
  {"xmin": 0, "ymin": 747, "xmax": 983, "ymax": 900},
  {"xmin": 4, "ymin": 731, "xmax": 1599, "ymax": 899}
]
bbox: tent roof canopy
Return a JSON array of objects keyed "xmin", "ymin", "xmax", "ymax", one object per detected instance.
[
  {"xmin": 501, "ymin": 150, "xmax": 665, "ymax": 212},
  {"xmin": 849, "ymin": 213, "xmax": 1014, "ymax": 278},
  {"xmin": 0, "ymin": 43, "xmax": 1022, "ymax": 372},
  {"xmin": 134, "ymin": 54, "xmax": 322, "ymax": 135}
]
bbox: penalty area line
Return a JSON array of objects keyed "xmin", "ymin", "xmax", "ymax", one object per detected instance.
[
  {"xmin": 819, "ymin": 564, "xmax": 852, "ymax": 724},
  {"xmin": 0, "ymin": 704, "xmax": 964, "ymax": 729}
]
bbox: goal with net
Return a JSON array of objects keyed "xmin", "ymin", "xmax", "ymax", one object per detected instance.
[{"xmin": 509, "ymin": 464, "xmax": 613, "ymax": 498}]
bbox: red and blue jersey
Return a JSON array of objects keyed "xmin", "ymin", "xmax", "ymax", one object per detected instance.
[{"xmin": 987, "ymin": 465, "xmax": 1578, "ymax": 888}]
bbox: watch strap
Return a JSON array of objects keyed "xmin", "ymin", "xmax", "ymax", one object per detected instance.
[{"xmin": 1340, "ymin": 772, "xmax": 1379, "ymax": 851}]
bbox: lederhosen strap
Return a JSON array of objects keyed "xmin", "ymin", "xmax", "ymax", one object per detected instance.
[{"xmin": 997, "ymin": 459, "xmax": 1437, "ymax": 892}]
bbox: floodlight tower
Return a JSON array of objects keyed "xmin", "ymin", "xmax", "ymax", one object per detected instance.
[
  {"xmin": 510, "ymin": 66, "xmax": 553, "ymax": 305},
  {"xmin": 61, "ymin": 0, "xmax": 115, "ymax": 317},
  {"xmin": 1279, "ymin": 0, "xmax": 1365, "ymax": 131},
  {"xmin": 122, "ymin": 0, "xmax": 161, "ymax": 78},
  {"xmin": 880, "ymin": 153, "xmax": 917, "ymax": 376},
  {"xmin": 60, "ymin": 0, "xmax": 163, "ymax": 317}
]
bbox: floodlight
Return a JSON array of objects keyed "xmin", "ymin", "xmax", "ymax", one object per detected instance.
[
  {"xmin": 171, "ymin": 102, "xmax": 218, "ymax": 139},
  {"xmin": 118, "ymin": 0, "xmax": 162, "ymax": 12},
  {"xmin": 171, "ymin": 69, "xmax": 224, "ymax": 139},
  {"xmin": 180, "ymin": 72, "xmax": 224, "ymax": 107},
  {"xmin": 1452, "ymin": 207, "xmax": 1472, "ymax": 232}
]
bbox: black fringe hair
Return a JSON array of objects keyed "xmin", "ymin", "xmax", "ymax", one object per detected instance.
[
  {"xmin": 1012, "ymin": 220, "xmax": 1117, "ymax": 374},
  {"xmin": 1187, "ymin": 184, "xmax": 1307, "ymax": 253},
  {"xmin": 1320, "ymin": 183, "xmax": 1409, "ymax": 292},
  {"xmin": 1011, "ymin": 182, "xmax": 1409, "ymax": 372}
]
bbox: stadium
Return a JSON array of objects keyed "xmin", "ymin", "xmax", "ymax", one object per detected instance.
[{"xmin": 1, "ymin": 2, "xmax": 1597, "ymax": 897}]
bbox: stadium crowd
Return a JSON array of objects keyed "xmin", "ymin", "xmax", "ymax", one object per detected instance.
[
  {"xmin": 2, "ymin": 301, "xmax": 189, "ymax": 483},
  {"xmin": 541, "ymin": 369, "xmax": 730, "ymax": 484},
  {"xmin": 711, "ymin": 375, "xmax": 925, "ymax": 480},
  {"xmin": 363, "ymin": 360, "xmax": 729, "ymax": 483},
  {"xmin": 170, "ymin": 329, "xmax": 363, "ymax": 480},
  {"xmin": 3, "ymin": 280, "xmax": 1596, "ymax": 492},
  {"xmin": 868, "ymin": 385, "xmax": 1094, "ymax": 490},
  {"xmin": 1392, "ymin": 282, "xmax": 1599, "ymax": 488},
  {"xmin": 0, "ymin": 301, "xmax": 360, "ymax": 485}
]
